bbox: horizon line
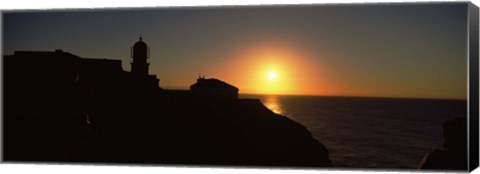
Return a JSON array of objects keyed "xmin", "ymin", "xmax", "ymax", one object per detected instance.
[
  {"xmin": 160, "ymin": 87, "xmax": 467, "ymax": 101},
  {"xmin": 238, "ymin": 93, "xmax": 468, "ymax": 101}
]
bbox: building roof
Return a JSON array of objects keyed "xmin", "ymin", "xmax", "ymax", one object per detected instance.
[
  {"xmin": 5, "ymin": 50, "xmax": 124, "ymax": 73},
  {"xmin": 9, "ymin": 49, "xmax": 80, "ymax": 61},
  {"xmin": 190, "ymin": 77, "xmax": 238, "ymax": 90}
]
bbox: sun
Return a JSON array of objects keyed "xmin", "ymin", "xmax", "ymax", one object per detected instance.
[{"xmin": 267, "ymin": 71, "xmax": 277, "ymax": 81}]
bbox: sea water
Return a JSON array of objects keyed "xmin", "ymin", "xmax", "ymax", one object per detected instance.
[{"xmin": 240, "ymin": 94, "xmax": 467, "ymax": 169}]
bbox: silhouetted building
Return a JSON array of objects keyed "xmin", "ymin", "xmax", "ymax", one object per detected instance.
[
  {"xmin": 129, "ymin": 37, "xmax": 160, "ymax": 88},
  {"xmin": 4, "ymin": 48, "xmax": 160, "ymax": 97},
  {"xmin": 190, "ymin": 76, "xmax": 239, "ymax": 100},
  {"xmin": 131, "ymin": 37, "xmax": 149, "ymax": 77},
  {"xmin": 4, "ymin": 49, "xmax": 124, "ymax": 86}
]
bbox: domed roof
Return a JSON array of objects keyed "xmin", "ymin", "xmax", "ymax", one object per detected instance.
[{"xmin": 133, "ymin": 37, "xmax": 147, "ymax": 48}]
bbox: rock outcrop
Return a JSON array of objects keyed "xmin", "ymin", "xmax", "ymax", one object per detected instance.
[{"xmin": 418, "ymin": 117, "xmax": 467, "ymax": 170}]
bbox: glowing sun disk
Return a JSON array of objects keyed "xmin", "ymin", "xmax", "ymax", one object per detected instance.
[{"xmin": 268, "ymin": 71, "xmax": 277, "ymax": 80}]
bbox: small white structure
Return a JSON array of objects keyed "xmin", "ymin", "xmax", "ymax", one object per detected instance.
[{"xmin": 190, "ymin": 76, "xmax": 239, "ymax": 100}]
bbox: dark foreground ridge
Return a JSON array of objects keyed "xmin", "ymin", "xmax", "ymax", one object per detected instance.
[
  {"xmin": 418, "ymin": 117, "xmax": 467, "ymax": 170},
  {"xmin": 3, "ymin": 50, "xmax": 332, "ymax": 167}
]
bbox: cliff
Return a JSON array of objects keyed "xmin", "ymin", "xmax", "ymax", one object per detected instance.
[
  {"xmin": 4, "ymin": 88, "xmax": 332, "ymax": 167},
  {"xmin": 3, "ymin": 51, "xmax": 332, "ymax": 167}
]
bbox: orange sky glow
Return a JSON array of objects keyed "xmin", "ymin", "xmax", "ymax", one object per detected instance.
[
  {"xmin": 198, "ymin": 38, "xmax": 467, "ymax": 100},
  {"xmin": 205, "ymin": 40, "xmax": 372, "ymax": 97}
]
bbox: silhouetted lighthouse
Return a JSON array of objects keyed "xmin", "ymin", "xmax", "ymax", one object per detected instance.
[{"xmin": 131, "ymin": 37, "xmax": 149, "ymax": 76}]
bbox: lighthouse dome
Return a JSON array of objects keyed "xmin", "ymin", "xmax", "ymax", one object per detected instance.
[{"xmin": 134, "ymin": 37, "xmax": 147, "ymax": 49}]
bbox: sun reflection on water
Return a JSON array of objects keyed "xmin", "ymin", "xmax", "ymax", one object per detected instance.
[{"xmin": 263, "ymin": 95, "xmax": 284, "ymax": 115}]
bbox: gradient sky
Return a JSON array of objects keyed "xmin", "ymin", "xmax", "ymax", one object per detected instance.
[{"xmin": 3, "ymin": 3, "xmax": 468, "ymax": 99}]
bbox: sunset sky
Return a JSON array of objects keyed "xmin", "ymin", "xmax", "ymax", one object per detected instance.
[{"xmin": 3, "ymin": 3, "xmax": 468, "ymax": 99}]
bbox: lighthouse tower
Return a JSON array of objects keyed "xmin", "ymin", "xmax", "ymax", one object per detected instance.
[{"xmin": 131, "ymin": 37, "xmax": 149, "ymax": 77}]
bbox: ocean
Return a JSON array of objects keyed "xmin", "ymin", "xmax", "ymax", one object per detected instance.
[{"xmin": 240, "ymin": 94, "xmax": 467, "ymax": 169}]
